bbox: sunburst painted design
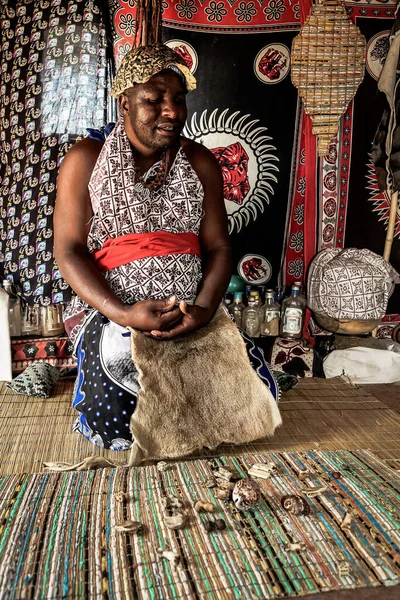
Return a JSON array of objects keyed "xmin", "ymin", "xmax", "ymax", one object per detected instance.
[
  {"xmin": 366, "ymin": 156, "xmax": 400, "ymax": 239},
  {"xmin": 183, "ymin": 109, "xmax": 279, "ymax": 233}
]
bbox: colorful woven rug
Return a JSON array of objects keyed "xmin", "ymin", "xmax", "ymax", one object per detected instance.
[{"xmin": 0, "ymin": 450, "xmax": 399, "ymax": 599}]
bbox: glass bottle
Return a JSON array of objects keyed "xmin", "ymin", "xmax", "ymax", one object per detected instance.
[
  {"xmin": 242, "ymin": 299, "xmax": 261, "ymax": 338},
  {"xmin": 2, "ymin": 280, "xmax": 22, "ymax": 337},
  {"xmin": 249, "ymin": 291, "xmax": 261, "ymax": 307},
  {"xmin": 22, "ymin": 304, "xmax": 41, "ymax": 336},
  {"xmin": 260, "ymin": 290, "xmax": 280, "ymax": 337},
  {"xmin": 258, "ymin": 285, "xmax": 266, "ymax": 305},
  {"xmin": 280, "ymin": 283, "xmax": 306, "ymax": 339},
  {"xmin": 41, "ymin": 304, "xmax": 65, "ymax": 337},
  {"xmin": 228, "ymin": 292, "xmax": 245, "ymax": 328},
  {"xmin": 223, "ymin": 294, "xmax": 232, "ymax": 308}
]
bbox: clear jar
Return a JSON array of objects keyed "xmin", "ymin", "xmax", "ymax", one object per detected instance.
[
  {"xmin": 41, "ymin": 304, "xmax": 65, "ymax": 337},
  {"xmin": 22, "ymin": 305, "xmax": 41, "ymax": 336}
]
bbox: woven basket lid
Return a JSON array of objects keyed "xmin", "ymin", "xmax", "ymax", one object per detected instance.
[{"xmin": 291, "ymin": 0, "xmax": 366, "ymax": 156}]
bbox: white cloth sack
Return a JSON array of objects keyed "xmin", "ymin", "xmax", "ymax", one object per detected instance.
[
  {"xmin": 0, "ymin": 288, "xmax": 12, "ymax": 382},
  {"xmin": 323, "ymin": 347, "xmax": 400, "ymax": 384}
]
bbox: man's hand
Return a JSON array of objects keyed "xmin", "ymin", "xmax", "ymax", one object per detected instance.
[
  {"xmin": 145, "ymin": 300, "xmax": 214, "ymax": 340},
  {"xmin": 120, "ymin": 296, "xmax": 183, "ymax": 332}
]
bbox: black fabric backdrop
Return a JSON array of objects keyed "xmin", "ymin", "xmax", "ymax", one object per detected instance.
[
  {"xmin": 345, "ymin": 16, "xmax": 400, "ymax": 313},
  {"xmin": 162, "ymin": 27, "xmax": 299, "ymax": 289}
]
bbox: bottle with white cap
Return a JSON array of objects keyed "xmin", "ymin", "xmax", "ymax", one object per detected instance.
[{"xmin": 280, "ymin": 283, "xmax": 306, "ymax": 339}]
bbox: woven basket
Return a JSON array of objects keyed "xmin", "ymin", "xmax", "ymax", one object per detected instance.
[
  {"xmin": 291, "ymin": 0, "xmax": 366, "ymax": 156},
  {"xmin": 314, "ymin": 313, "xmax": 380, "ymax": 335}
]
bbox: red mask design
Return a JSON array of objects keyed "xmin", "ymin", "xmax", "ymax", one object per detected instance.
[
  {"xmin": 242, "ymin": 258, "xmax": 268, "ymax": 281},
  {"xmin": 172, "ymin": 45, "xmax": 193, "ymax": 71},
  {"xmin": 211, "ymin": 142, "xmax": 250, "ymax": 205},
  {"xmin": 258, "ymin": 49, "xmax": 287, "ymax": 81}
]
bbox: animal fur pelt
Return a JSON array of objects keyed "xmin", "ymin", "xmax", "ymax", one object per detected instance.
[{"xmin": 127, "ymin": 308, "xmax": 281, "ymax": 465}]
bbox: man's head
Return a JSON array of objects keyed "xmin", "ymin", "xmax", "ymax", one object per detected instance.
[{"xmin": 111, "ymin": 45, "xmax": 197, "ymax": 152}]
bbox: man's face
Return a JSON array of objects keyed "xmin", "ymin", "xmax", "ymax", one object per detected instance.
[{"xmin": 120, "ymin": 70, "xmax": 188, "ymax": 151}]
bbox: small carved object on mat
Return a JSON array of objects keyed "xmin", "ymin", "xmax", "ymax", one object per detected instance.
[
  {"xmin": 281, "ymin": 495, "xmax": 311, "ymax": 516},
  {"xmin": 115, "ymin": 520, "xmax": 142, "ymax": 533},
  {"xmin": 338, "ymin": 561, "xmax": 350, "ymax": 577},
  {"xmin": 157, "ymin": 548, "xmax": 181, "ymax": 569},
  {"xmin": 340, "ymin": 511, "xmax": 353, "ymax": 530},
  {"xmin": 114, "ymin": 491, "xmax": 129, "ymax": 503},
  {"xmin": 164, "ymin": 514, "xmax": 187, "ymax": 530},
  {"xmin": 157, "ymin": 461, "xmax": 172, "ymax": 472},
  {"xmin": 232, "ymin": 479, "xmax": 261, "ymax": 510},
  {"xmin": 195, "ymin": 501, "xmax": 215, "ymax": 513},
  {"xmin": 214, "ymin": 487, "xmax": 231, "ymax": 500},
  {"xmin": 285, "ymin": 541, "xmax": 306, "ymax": 552},
  {"xmin": 162, "ymin": 494, "xmax": 183, "ymax": 510},
  {"xmin": 248, "ymin": 462, "xmax": 277, "ymax": 479},
  {"xmin": 302, "ymin": 485, "xmax": 327, "ymax": 498}
]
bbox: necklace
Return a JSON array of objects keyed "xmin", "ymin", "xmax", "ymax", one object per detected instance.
[{"xmin": 133, "ymin": 150, "xmax": 167, "ymax": 191}]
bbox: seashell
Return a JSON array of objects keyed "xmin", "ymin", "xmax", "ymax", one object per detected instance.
[
  {"xmin": 194, "ymin": 501, "xmax": 215, "ymax": 513},
  {"xmin": 214, "ymin": 487, "xmax": 231, "ymax": 500},
  {"xmin": 281, "ymin": 495, "xmax": 310, "ymax": 516},
  {"xmin": 232, "ymin": 479, "xmax": 261, "ymax": 511},
  {"xmin": 115, "ymin": 520, "xmax": 142, "ymax": 533},
  {"xmin": 164, "ymin": 514, "xmax": 187, "ymax": 530},
  {"xmin": 157, "ymin": 461, "xmax": 171, "ymax": 472},
  {"xmin": 157, "ymin": 548, "xmax": 181, "ymax": 568},
  {"xmin": 284, "ymin": 541, "xmax": 306, "ymax": 552},
  {"xmin": 301, "ymin": 485, "xmax": 327, "ymax": 498}
]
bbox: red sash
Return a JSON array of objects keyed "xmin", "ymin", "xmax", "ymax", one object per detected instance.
[{"xmin": 92, "ymin": 231, "xmax": 201, "ymax": 272}]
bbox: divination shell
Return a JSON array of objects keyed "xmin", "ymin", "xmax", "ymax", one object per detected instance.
[
  {"xmin": 281, "ymin": 495, "xmax": 310, "ymax": 516},
  {"xmin": 232, "ymin": 479, "xmax": 261, "ymax": 511}
]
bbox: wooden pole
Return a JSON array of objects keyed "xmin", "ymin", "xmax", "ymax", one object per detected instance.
[{"xmin": 383, "ymin": 190, "xmax": 399, "ymax": 262}]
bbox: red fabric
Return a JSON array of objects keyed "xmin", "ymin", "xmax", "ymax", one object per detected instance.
[
  {"xmin": 299, "ymin": 0, "xmax": 317, "ymax": 343},
  {"xmin": 92, "ymin": 231, "xmax": 201, "ymax": 272}
]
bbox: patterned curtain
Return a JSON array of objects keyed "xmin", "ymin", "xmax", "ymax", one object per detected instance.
[{"xmin": 0, "ymin": 0, "xmax": 115, "ymax": 305}]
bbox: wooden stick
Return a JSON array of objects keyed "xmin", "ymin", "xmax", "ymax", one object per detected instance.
[{"xmin": 383, "ymin": 190, "xmax": 399, "ymax": 262}]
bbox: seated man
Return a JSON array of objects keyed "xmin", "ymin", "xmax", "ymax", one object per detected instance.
[{"xmin": 55, "ymin": 45, "xmax": 278, "ymax": 451}]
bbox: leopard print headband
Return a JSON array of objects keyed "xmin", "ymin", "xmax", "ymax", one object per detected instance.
[{"xmin": 110, "ymin": 44, "xmax": 197, "ymax": 97}]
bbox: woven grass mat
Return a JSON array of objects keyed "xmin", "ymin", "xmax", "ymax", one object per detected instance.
[
  {"xmin": 1, "ymin": 378, "xmax": 400, "ymax": 475},
  {"xmin": 0, "ymin": 450, "xmax": 399, "ymax": 599}
]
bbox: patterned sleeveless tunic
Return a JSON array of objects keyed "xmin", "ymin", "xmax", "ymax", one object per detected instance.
[{"xmin": 64, "ymin": 117, "xmax": 203, "ymax": 347}]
